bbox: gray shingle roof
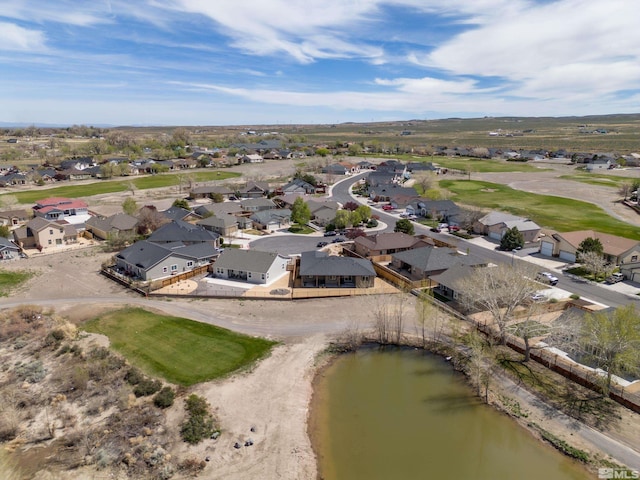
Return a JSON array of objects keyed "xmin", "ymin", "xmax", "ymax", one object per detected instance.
[
  {"xmin": 299, "ymin": 251, "xmax": 375, "ymax": 276},
  {"xmin": 147, "ymin": 220, "xmax": 219, "ymax": 243},
  {"xmin": 392, "ymin": 246, "xmax": 486, "ymax": 272},
  {"xmin": 354, "ymin": 232, "xmax": 420, "ymax": 251}
]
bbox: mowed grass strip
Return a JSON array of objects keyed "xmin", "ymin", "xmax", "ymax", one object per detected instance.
[
  {"xmin": 369, "ymin": 154, "xmax": 545, "ymax": 173},
  {"xmin": 2, "ymin": 170, "xmax": 241, "ymax": 205},
  {"xmin": 0, "ymin": 269, "xmax": 33, "ymax": 296},
  {"xmin": 440, "ymin": 179, "xmax": 640, "ymax": 240},
  {"xmin": 83, "ymin": 307, "xmax": 276, "ymax": 386},
  {"xmin": 559, "ymin": 173, "xmax": 636, "ymax": 188}
]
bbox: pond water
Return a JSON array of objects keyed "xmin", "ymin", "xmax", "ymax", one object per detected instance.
[{"xmin": 312, "ymin": 348, "xmax": 591, "ymax": 480}]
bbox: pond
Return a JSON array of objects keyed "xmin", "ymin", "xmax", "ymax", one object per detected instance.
[{"xmin": 311, "ymin": 348, "xmax": 590, "ymax": 480}]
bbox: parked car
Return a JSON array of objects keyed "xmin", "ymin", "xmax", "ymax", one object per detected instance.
[
  {"xmin": 324, "ymin": 231, "xmax": 337, "ymax": 237},
  {"xmin": 530, "ymin": 293, "xmax": 546, "ymax": 302},
  {"xmin": 316, "ymin": 241, "xmax": 328, "ymax": 247},
  {"xmin": 607, "ymin": 273, "xmax": 624, "ymax": 284},
  {"xmin": 382, "ymin": 204, "xmax": 394, "ymax": 211},
  {"xmin": 332, "ymin": 237, "xmax": 346, "ymax": 243},
  {"xmin": 430, "ymin": 227, "xmax": 441, "ymax": 233},
  {"xmin": 448, "ymin": 225, "xmax": 460, "ymax": 232},
  {"xmin": 536, "ymin": 272, "xmax": 558, "ymax": 286}
]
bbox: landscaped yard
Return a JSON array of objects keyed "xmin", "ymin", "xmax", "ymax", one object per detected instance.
[
  {"xmin": 439, "ymin": 179, "xmax": 640, "ymax": 239},
  {"xmin": 1, "ymin": 170, "xmax": 241, "ymax": 205},
  {"xmin": 82, "ymin": 307, "xmax": 276, "ymax": 386},
  {"xmin": 0, "ymin": 269, "xmax": 33, "ymax": 296}
]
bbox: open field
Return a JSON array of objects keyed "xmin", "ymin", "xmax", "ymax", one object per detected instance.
[
  {"xmin": 559, "ymin": 173, "xmax": 638, "ymax": 188},
  {"xmin": 0, "ymin": 269, "xmax": 33, "ymax": 296},
  {"xmin": 440, "ymin": 179, "xmax": 640, "ymax": 239},
  {"xmin": 0, "ymin": 170, "xmax": 241, "ymax": 205},
  {"xmin": 82, "ymin": 307, "xmax": 277, "ymax": 386}
]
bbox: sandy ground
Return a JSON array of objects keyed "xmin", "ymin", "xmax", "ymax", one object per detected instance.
[{"xmin": 2, "ymin": 161, "xmax": 640, "ymax": 478}]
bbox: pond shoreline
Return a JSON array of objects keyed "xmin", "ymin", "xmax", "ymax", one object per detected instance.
[{"xmin": 306, "ymin": 339, "xmax": 637, "ymax": 479}]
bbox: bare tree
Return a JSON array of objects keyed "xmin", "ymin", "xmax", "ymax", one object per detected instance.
[
  {"xmin": 618, "ymin": 182, "xmax": 632, "ymax": 201},
  {"xmin": 463, "ymin": 329, "xmax": 494, "ymax": 402},
  {"xmin": 578, "ymin": 305, "xmax": 640, "ymax": 394},
  {"xmin": 457, "ymin": 263, "xmax": 540, "ymax": 344},
  {"xmin": 372, "ymin": 292, "xmax": 410, "ymax": 345},
  {"xmin": 415, "ymin": 294, "xmax": 446, "ymax": 348},
  {"xmin": 506, "ymin": 301, "xmax": 550, "ymax": 362}
]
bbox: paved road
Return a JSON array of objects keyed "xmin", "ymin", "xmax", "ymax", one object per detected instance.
[{"xmin": 252, "ymin": 172, "xmax": 640, "ymax": 309}]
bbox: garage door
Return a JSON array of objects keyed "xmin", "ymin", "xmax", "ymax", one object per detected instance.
[
  {"xmin": 559, "ymin": 250, "xmax": 576, "ymax": 263},
  {"xmin": 488, "ymin": 231, "xmax": 502, "ymax": 241},
  {"xmin": 540, "ymin": 241, "xmax": 554, "ymax": 257}
]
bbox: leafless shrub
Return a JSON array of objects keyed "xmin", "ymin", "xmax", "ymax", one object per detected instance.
[{"xmin": 179, "ymin": 457, "xmax": 207, "ymax": 476}]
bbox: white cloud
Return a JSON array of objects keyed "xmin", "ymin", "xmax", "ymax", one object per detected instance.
[
  {"xmin": 164, "ymin": 0, "xmax": 385, "ymax": 63},
  {"xmin": 0, "ymin": 22, "xmax": 47, "ymax": 51},
  {"xmin": 0, "ymin": 1, "xmax": 109, "ymax": 26}
]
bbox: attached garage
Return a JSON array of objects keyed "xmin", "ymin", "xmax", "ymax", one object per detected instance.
[
  {"xmin": 558, "ymin": 250, "xmax": 576, "ymax": 263},
  {"xmin": 540, "ymin": 241, "xmax": 554, "ymax": 257},
  {"xmin": 488, "ymin": 231, "xmax": 502, "ymax": 241}
]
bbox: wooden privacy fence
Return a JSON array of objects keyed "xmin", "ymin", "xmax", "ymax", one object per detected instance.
[
  {"xmin": 150, "ymin": 265, "xmax": 210, "ymax": 291},
  {"xmin": 417, "ymin": 290, "xmax": 640, "ymax": 413}
]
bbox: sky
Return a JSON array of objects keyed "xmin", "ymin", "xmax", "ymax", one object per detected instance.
[{"xmin": 1, "ymin": 0, "xmax": 639, "ymax": 126}]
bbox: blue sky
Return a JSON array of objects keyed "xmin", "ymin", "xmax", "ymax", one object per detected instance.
[{"xmin": 1, "ymin": 0, "xmax": 639, "ymax": 126}]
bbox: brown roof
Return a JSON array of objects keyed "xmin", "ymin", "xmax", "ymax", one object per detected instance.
[
  {"xmin": 556, "ymin": 230, "xmax": 640, "ymax": 256},
  {"xmin": 354, "ymin": 232, "xmax": 422, "ymax": 251}
]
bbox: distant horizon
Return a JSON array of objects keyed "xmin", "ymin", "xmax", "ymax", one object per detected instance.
[
  {"xmin": 1, "ymin": 2, "xmax": 639, "ymax": 126},
  {"xmin": 3, "ymin": 112, "xmax": 640, "ymax": 131}
]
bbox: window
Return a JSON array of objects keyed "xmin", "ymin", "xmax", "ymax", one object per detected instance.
[
  {"xmin": 56, "ymin": 239, "xmax": 62, "ymax": 245},
  {"xmin": 163, "ymin": 266, "xmax": 168, "ymax": 273},
  {"xmin": 186, "ymin": 261, "xmax": 193, "ymax": 268},
  {"xmin": 632, "ymin": 255, "xmax": 638, "ymax": 262},
  {"xmin": 48, "ymin": 239, "xmax": 52, "ymax": 245},
  {"xmin": 49, "ymin": 229, "xmax": 53, "ymax": 235},
  {"xmin": 171, "ymin": 264, "xmax": 178, "ymax": 271}
]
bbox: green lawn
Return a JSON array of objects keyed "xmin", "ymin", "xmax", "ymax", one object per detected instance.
[
  {"xmin": 82, "ymin": 307, "xmax": 276, "ymax": 386},
  {"xmin": 0, "ymin": 269, "xmax": 33, "ymax": 296},
  {"xmin": 2, "ymin": 170, "xmax": 241, "ymax": 205},
  {"xmin": 440, "ymin": 179, "xmax": 640, "ymax": 240},
  {"xmin": 288, "ymin": 224, "xmax": 315, "ymax": 234},
  {"xmin": 559, "ymin": 173, "xmax": 636, "ymax": 188},
  {"xmin": 368, "ymin": 154, "xmax": 546, "ymax": 173}
]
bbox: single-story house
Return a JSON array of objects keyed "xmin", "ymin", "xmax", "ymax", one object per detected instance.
[
  {"xmin": 0, "ymin": 237, "xmax": 21, "ymax": 260},
  {"xmin": 196, "ymin": 215, "xmax": 239, "ymax": 238},
  {"xmin": 250, "ymin": 208, "xmax": 291, "ymax": 231},
  {"xmin": 85, "ymin": 213, "xmax": 138, "ymax": 240},
  {"xmin": 190, "ymin": 185, "xmax": 235, "ymax": 200},
  {"xmin": 115, "ymin": 240, "xmax": 217, "ymax": 281},
  {"xmin": 353, "ymin": 232, "xmax": 428, "ymax": 257},
  {"xmin": 160, "ymin": 206, "xmax": 201, "ymax": 223},
  {"xmin": 539, "ymin": 230, "xmax": 640, "ymax": 265},
  {"xmin": 194, "ymin": 202, "xmax": 244, "ymax": 218},
  {"xmin": 298, "ymin": 250, "xmax": 376, "ymax": 288},
  {"xmin": 585, "ymin": 159, "xmax": 611, "ymax": 171},
  {"xmin": 239, "ymin": 181, "xmax": 270, "ymax": 198},
  {"xmin": 431, "ymin": 264, "xmax": 479, "ymax": 301},
  {"xmin": 240, "ymin": 154, "xmax": 264, "ymax": 163},
  {"xmin": 280, "ymin": 178, "xmax": 316, "ymax": 194},
  {"xmin": 473, "ymin": 212, "xmax": 540, "ymax": 242},
  {"xmin": 147, "ymin": 220, "xmax": 221, "ymax": 248},
  {"xmin": 322, "ymin": 163, "xmax": 348, "ymax": 175},
  {"xmin": 307, "ymin": 200, "xmax": 340, "ymax": 227},
  {"xmin": 213, "ymin": 249, "xmax": 290, "ymax": 285},
  {"xmin": 241, "ymin": 198, "xmax": 276, "ymax": 212},
  {"xmin": 0, "ymin": 209, "xmax": 31, "ymax": 227},
  {"xmin": 390, "ymin": 246, "xmax": 487, "ymax": 280},
  {"xmin": 13, "ymin": 217, "xmax": 78, "ymax": 250},
  {"xmin": 407, "ymin": 200, "xmax": 460, "ymax": 222}
]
